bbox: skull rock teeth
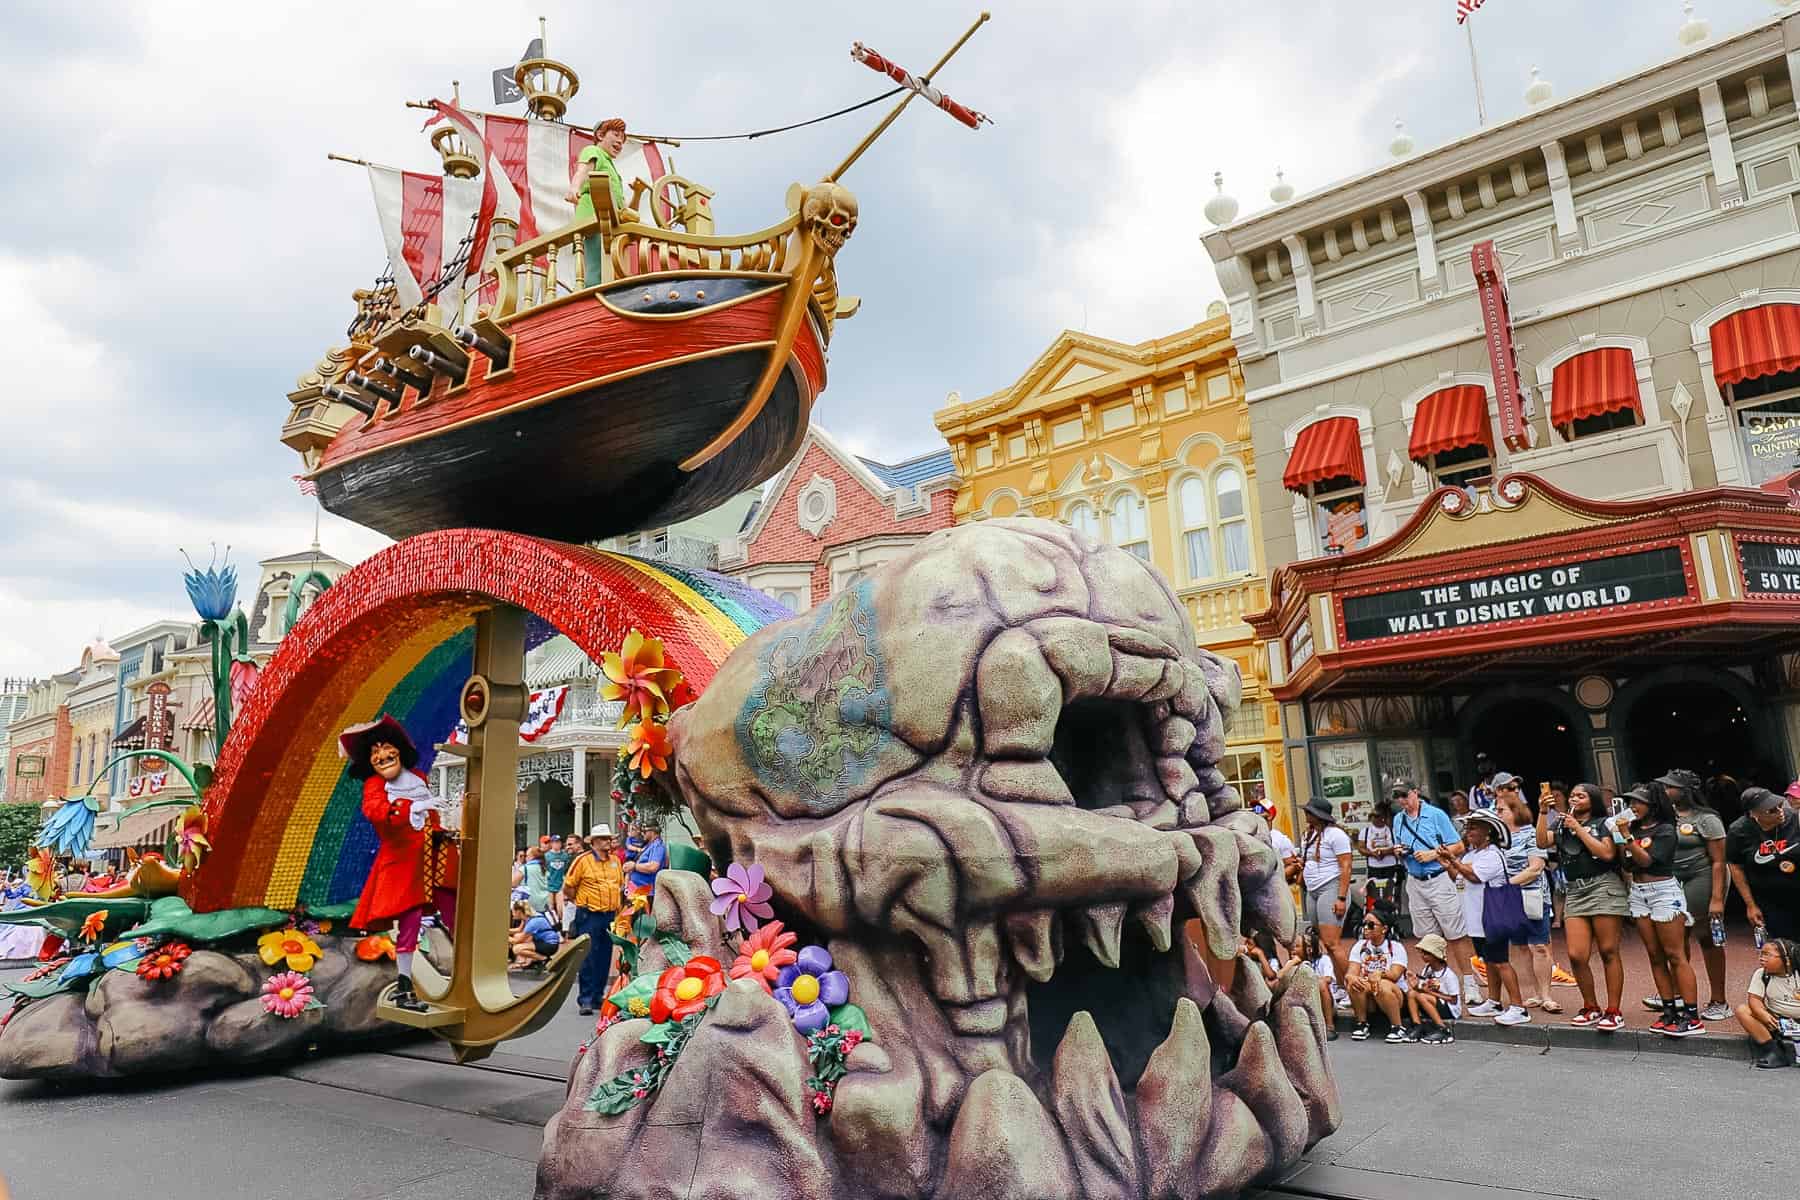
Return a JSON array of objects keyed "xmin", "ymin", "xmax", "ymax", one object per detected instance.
[
  {"xmin": 1133, "ymin": 997, "xmax": 1213, "ymax": 1200},
  {"xmin": 1130, "ymin": 893, "xmax": 1175, "ymax": 953},
  {"xmin": 1156, "ymin": 755, "xmax": 1199, "ymax": 804},
  {"xmin": 1182, "ymin": 827, "xmax": 1245, "ymax": 960},
  {"xmin": 975, "ymin": 628, "xmax": 1063, "ymax": 757},
  {"xmin": 1107, "ymin": 650, "xmax": 1167, "ymax": 700},
  {"xmin": 1001, "ymin": 909, "xmax": 1062, "ymax": 983},
  {"xmin": 1226, "ymin": 953, "xmax": 1273, "ymax": 1022},
  {"xmin": 978, "ymin": 759, "xmax": 1074, "ymax": 807},
  {"xmin": 1073, "ymin": 901, "xmax": 1127, "ymax": 969},
  {"xmin": 1153, "ymin": 713, "xmax": 1197, "ymax": 757},
  {"xmin": 1028, "ymin": 615, "xmax": 1113, "ymax": 702},
  {"xmin": 1049, "ymin": 1012, "xmax": 1142, "ymax": 1199},
  {"xmin": 1221, "ymin": 1022, "xmax": 1311, "ymax": 1168},
  {"xmin": 1177, "ymin": 789, "xmax": 1212, "ymax": 828}
]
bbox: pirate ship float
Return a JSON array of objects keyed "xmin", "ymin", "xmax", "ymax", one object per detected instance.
[{"xmin": 281, "ymin": 23, "xmax": 986, "ymax": 543}]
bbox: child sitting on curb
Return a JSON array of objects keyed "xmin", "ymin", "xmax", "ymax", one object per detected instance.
[{"xmin": 1735, "ymin": 936, "xmax": 1800, "ymax": 1070}]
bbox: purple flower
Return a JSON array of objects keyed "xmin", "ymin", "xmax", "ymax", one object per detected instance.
[
  {"xmin": 709, "ymin": 862, "xmax": 775, "ymax": 934},
  {"xmin": 774, "ymin": 944, "xmax": 850, "ymax": 1033}
]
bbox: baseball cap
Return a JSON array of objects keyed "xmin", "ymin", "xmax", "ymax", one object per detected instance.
[
  {"xmin": 1785, "ymin": 780, "xmax": 1800, "ymax": 801},
  {"xmin": 1491, "ymin": 771, "xmax": 1520, "ymax": 789},
  {"xmin": 588, "ymin": 823, "xmax": 615, "ymax": 838},
  {"xmin": 1389, "ymin": 780, "xmax": 1415, "ymax": 797},
  {"xmin": 1744, "ymin": 788, "xmax": 1783, "ymax": 814}
]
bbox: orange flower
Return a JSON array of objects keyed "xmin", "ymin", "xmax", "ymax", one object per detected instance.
[
  {"xmin": 79, "ymin": 910, "xmax": 108, "ymax": 941},
  {"xmin": 622, "ymin": 721, "xmax": 671, "ymax": 778},
  {"xmin": 601, "ymin": 630, "xmax": 684, "ymax": 728},
  {"xmin": 355, "ymin": 933, "xmax": 397, "ymax": 962},
  {"xmin": 649, "ymin": 956, "xmax": 725, "ymax": 1024}
]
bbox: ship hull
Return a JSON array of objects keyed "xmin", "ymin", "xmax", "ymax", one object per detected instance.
[{"xmin": 312, "ymin": 274, "xmax": 827, "ymax": 542}]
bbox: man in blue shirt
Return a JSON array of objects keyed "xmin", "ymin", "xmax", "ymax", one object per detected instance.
[
  {"xmin": 628, "ymin": 820, "xmax": 667, "ymax": 899},
  {"xmin": 1390, "ymin": 781, "xmax": 1485, "ymax": 1011}
]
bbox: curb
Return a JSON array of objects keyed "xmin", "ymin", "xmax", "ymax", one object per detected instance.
[{"xmin": 1331, "ymin": 1012, "xmax": 1758, "ymax": 1061}]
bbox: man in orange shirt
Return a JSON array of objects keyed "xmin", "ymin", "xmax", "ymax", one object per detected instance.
[{"xmin": 563, "ymin": 825, "xmax": 625, "ymax": 1014}]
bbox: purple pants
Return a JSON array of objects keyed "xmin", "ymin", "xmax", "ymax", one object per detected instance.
[{"xmin": 393, "ymin": 888, "xmax": 458, "ymax": 954}]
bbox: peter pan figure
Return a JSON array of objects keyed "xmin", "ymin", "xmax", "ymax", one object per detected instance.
[{"xmin": 566, "ymin": 117, "xmax": 633, "ymax": 287}]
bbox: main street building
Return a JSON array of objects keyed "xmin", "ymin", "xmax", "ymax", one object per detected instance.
[{"xmin": 1203, "ymin": 12, "xmax": 1800, "ymax": 829}]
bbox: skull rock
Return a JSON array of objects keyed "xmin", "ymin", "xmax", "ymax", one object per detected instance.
[{"xmin": 567, "ymin": 518, "xmax": 1337, "ymax": 1199}]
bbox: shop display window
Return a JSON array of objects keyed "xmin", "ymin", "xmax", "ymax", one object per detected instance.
[
  {"xmin": 1727, "ymin": 368, "xmax": 1800, "ymax": 486},
  {"xmin": 1425, "ymin": 441, "xmax": 1493, "ymax": 490},
  {"xmin": 1308, "ymin": 476, "xmax": 1367, "ymax": 555}
]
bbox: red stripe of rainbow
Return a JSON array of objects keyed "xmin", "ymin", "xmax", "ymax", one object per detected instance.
[{"xmin": 185, "ymin": 532, "xmax": 788, "ymax": 914}]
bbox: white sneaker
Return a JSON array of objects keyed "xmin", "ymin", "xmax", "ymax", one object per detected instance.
[
  {"xmin": 1466, "ymin": 999, "xmax": 1502, "ymax": 1017},
  {"xmin": 1494, "ymin": 1006, "xmax": 1531, "ymax": 1026},
  {"xmin": 1334, "ymin": 996, "xmax": 1353, "ymax": 1013},
  {"xmin": 1701, "ymin": 1002, "xmax": 1732, "ymax": 1023}
]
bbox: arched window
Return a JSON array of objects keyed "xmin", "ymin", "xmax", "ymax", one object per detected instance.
[
  {"xmin": 87, "ymin": 734, "xmax": 98, "ymax": 784},
  {"xmin": 1108, "ymin": 492, "xmax": 1150, "ymax": 561},
  {"xmin": 776, "ymin": 589, "xmax": 801, "ymax": 611},
  {"xmin": 71, "ymin": 740, "xmax": 82, "ymax": 786},
  {"xmin": 1179, "ymin": 477, "xmax": 1214, "ymax": 581},
  {"xmin": 1215, "ymin": 467, "xmax": 1251, "ymax": 573},
  {"xmin": 1066, "ymin": 501, "xmax": 1101, "ymax": 541}
]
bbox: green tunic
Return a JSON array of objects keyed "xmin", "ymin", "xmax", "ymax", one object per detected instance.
[{"xmin": 573, "ymin": 144, "xmax": 627, "ymax": 222}]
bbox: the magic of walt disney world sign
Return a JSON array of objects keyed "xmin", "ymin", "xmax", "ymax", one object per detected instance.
[{"xmin": 1340, "ymin": 546, "xmax": 1689, "ymax": 643}]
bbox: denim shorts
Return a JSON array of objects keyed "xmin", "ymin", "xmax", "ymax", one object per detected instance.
[{"xmin": 1629, "ymin": 878, "xmax": 1693, "ymax": 926}]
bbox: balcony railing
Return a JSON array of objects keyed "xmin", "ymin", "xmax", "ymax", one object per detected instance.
[
  {"xmin": 561, "ymin": 687, "xmax": 626, "ymax": 728},
  {"xmin": 1182, "ymin": 576, "xmax": 1269, "ymax": 639}
]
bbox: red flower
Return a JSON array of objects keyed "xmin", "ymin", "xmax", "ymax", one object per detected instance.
[
  {"xmin": 649, "ymin": 956, "xmax": 725, "ymax": 1023},
  {"xmin": 728, "ymin": 920, "xmax": 799, "ymax": 992},
  {"xmin": 79, "ymin": 910, "xmax": 108, "ymax": 942},
  {"xmin": 136, "ymin": 942, "xmax": 192, "ymax": 981}
]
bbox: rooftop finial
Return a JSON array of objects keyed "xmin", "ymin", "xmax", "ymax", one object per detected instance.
[
  {"xmin": 1389, "ymin": 119, "xmax": 1415, "ymax": 158},
  {"xmin": 1678, "ymin": 2, "xmax": 1711, "ymax": 46},
  {"xmin": 1269, "ymin": 168, "xmax": 1294, "ymax": 204},
  {"xmin": 1524, "ymin": 66, "xmax": 1554, "ymax": 107},
  {"xmin": 1203, "ymin": 171, "xmax": 1240, "ymax": 226}
]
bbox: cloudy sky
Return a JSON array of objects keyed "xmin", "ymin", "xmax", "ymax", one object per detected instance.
[{"xmin": 0, "ymin": 0, "xmax": 1781, "ymax": 676}]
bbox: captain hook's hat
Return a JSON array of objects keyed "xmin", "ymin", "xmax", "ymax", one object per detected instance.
[{"xmin": 338, "ymin": 714, "xmax": 420, "ymax": 779}]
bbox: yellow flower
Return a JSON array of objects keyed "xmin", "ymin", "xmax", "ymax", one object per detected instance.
[
  {"xmin": 627, "ymin": 996, "xmax": 651, "ymax": 1018},
  {"xmin": 600, "ymin": 630, "xmax": 684, "ymax": 728},
  {"xmin": 257, "ymin": 927, "xmax": 325, "ymax": 973}
]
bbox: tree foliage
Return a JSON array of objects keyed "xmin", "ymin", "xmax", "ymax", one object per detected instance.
[{"xmin": 0, "ymin": 803, "xmax": 42, "ymax": 875}]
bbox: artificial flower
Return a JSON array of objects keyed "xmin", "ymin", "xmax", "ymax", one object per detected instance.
[
  {"xmin": 709, "ymin": 862, "xmax": 775, "ymax": 934},
  {"xmin": 355, "ymin": 933, "xmax": 397, "ymax": 962},
  {"xmin": 612, "ymin": 893, "xmax": 650, "ymax": 938},
  {"xmin": 296, "ymin": 917, "xmax": 332, "ymax": 936},
  {"xmin": 649, "ymin": 956, "xmax": 726, "ymax": 1024},
  {"xmin": 729, "ymin": 921, "xmax": 799, "ymax": 991},
  {"xmin": 177, "ymin": 806, "xmax": 211, "ymax": 871},
  {"xmin": 258, "ymin": 928, "xmax": 324, "ymax": 973},
  {"xmin": 79, "ymin": 910, "xmax": 109, "ymax": 942},
  {"xmin": 622, "ymin": 721, "xmax": 671, "ymax": 779},
  {"xmin": 183, "ymin": 557, "xmax": 238, "ymax": 622},
  {"xmin": 229, "ymin": 657, "xmax": 261, "ymax": 712},
  {"xmin": 261, "ymin": 971, "xmax": 314, "ymax": 1018},
  {"xmin": 136, "ymin": 942, "xmax": 192, "ymax": 981},
  {"xmin": 775, "ymin": 945, "xmax": 850, "ymax": 1033},
  {"xmin": 600, "ymin": 630, "xmax": 684, "ymax": 727}
]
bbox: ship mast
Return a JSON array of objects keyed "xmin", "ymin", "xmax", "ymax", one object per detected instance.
[{"xmin": 825, "ymin": 11, "xmax": 990, "ymax": 184}]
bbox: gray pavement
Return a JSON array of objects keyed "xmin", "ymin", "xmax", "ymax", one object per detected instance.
[{"xmin": 4, "ymin": 959, "xmax": 1795, "ymax": 1199}]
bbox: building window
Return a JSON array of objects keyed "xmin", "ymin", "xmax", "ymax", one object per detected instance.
[
  {"xmin": 1066, "ymin": 501, "xmax": 1101, "ymax": 541},
  {"xmin": 71, "ymin": 740, "xmax": 82, "ymax": 786},
  {"xmin": 150, "ymin": 644, "xmax": 165, "ymax": 675},
  {"xmin": 1163, "ymin": 386, "xmax": 1187, "ymax": 415},
  {"xmin": 1206, "ymin": 373, "xmax": 1233, "ymax": 405},
  {"xmin": 1100, "ymin": 403, "xmax": 1133, "ymax": 433},
  {"xmin": 1051, "ymin": 417, "xmax": 1083, "ymax": 447},
  {"xmin": 1215, "ymin": 467, "xmax": 1250, "ymax": 573},
  {"xmin": 776, "ymin": 589, "xmax": 801, "ymax": 610},
  {"xmin": 1179, "ymin": 477, "xmax": 1214, "ymax": 581},
  {"xmin": 1310, "ymin": 476, "xmax": 1368, "ymax": 555},
  {"xmin": 1007, "ymin": 433, "xmax": 1028, "ymax": 461},
  {"xmin": 973, "ymin": 443, "xmax": 995, "ymax": 470},
  {"xmin": 1220, "ymin": 750, "xmax": 1266, "ymax": 805},
  {"xmin": 1727, "ymin": 368, "xmax": 1800, "ymax": 485},
  {"xmin": 1566, "ymin": 407, "xmax": 1640, "ymax": 439},
  {"xmin": 1108, "ymin": 492, "xmax": 1150, "ymax": 561},
  {"xmin": 88, "ymin": 734, "xmax": 98, "ymax": 784},
  {"xmin": 1426, "ymin": 441, "xmax": 1493, "ymax": 489}
]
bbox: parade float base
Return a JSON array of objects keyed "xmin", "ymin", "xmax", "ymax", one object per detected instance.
[{"xmin": 0, "ymin": 900, "xmax": 450, "ymax": 1082}]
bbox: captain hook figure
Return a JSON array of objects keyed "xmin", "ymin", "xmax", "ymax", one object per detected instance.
[{"xmin": 341, "ymin": 714, "xmax": 459, "ymax": 1012}]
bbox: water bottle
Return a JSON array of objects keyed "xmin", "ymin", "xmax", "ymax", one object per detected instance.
[
  {"xmin": 1710, "ymin": 914, "xmax": 1725, "ymax": 947},
  {"xmin": 1754, "ymin": 923, "xmax": 1768, "ymax": 949}
]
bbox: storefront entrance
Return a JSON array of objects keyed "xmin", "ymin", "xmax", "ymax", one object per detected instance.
[
  {"xmin": 1618, "ymin": 669, "xmax": 1777, "ymax": 813},
  {"xmin": 1461, "ymin": 691, "xmax": 1586, "ymax": 796}
]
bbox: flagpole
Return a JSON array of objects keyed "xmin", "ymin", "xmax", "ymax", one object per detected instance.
[{"xmin": 1465, "ymin": 18, "xmax": 1488, "ymax": 126}]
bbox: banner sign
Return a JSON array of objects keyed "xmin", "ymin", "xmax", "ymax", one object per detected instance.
[
  {"xmin": 145, "ymin": 682, "xmax": 173, "ymax": 751},
  {"xmin": 1472, "ymin": 240, "xmax": 1533, "ymax": 452},
  {"xmin": 15, "ymin": 755, "xmax": 44, "ymax": 778},
  {"xmin": 1341, "ymin": 546, "xmax": 1689, "ymax": 642},
  {"xmin": 1738, "ymin": 410, "xmax": 1800, "ymax": 486},
  {"xmin": 1739, "ymin": 540, "xmax": 1800, "ymax": 595}
]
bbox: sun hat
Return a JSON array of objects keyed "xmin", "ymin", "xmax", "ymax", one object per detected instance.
[
  {"xmin": 1303, "ymin": 797, "xmax": 1337, "ymax": 823},
  {"xmin": 588, "ymin": 823, "xmax": 615, "ymax": 838},
  {"xmin": 1416, "ymin": 933, "xmax": 1449, "ymax": 960},
  {"xmin": 1466, "ymin": 809, "xmax": 1508, "ymax": 841}
]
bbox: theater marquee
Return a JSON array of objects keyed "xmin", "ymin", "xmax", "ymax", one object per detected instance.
[
  {"xmin": 1340, "ymin": 545, "xmax": 1691, "ymax": 643},
  {"xmin": 1739, "ymin": 539, "xmax": 1800, "ymax": 596}
]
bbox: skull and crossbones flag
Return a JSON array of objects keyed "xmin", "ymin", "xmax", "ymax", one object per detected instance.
[
  {"xmin": 492, "ymin": 37, "xmax": 543, "ymax": 105},
  {"xmin": 851, "ymin": 42, "xmax": 990, "ymax": 129}
]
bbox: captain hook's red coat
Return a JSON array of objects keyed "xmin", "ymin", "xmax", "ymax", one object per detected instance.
[{"xmin": 349, "ymin": 771, "xmax": 452, "ymax": 928}]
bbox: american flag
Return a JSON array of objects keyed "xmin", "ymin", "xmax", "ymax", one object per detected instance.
[
  {"xmin": 293, "ymin": 475, "xmax": 318, "ymax": 497},
  {"xmin": 1456, "ymin": 0, "xmax": 1487, "ymax": 23}
]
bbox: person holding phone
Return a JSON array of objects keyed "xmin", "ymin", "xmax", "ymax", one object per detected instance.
[
  {"xmin": 1657, "ymin": 770, "xmax": 1731, "ymax": 1022},
  {"xmin": 1445, "ymin": 810, "xmax": 1529, "ymax": 1025},
  {"xmin": 1621, "ymin": 783, "xmax": 1703, "ymax": 1037},
  {"xmin": 1539, "ymin": 782, "xmax": 1628, "ymax": 1030}
]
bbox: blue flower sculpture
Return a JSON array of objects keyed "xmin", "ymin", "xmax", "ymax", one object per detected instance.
[{"xmin": 183, "ymin": 559, "xmax": 238, "ymax": 622}]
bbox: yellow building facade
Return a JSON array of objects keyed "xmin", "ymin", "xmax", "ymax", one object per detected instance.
[{"xmin": 934, "ymin": 315, "xmax": 1288, "ymax": 827}]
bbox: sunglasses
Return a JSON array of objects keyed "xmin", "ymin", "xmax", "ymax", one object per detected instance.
[{"xmin": 1360, "ymin": 921, "xmax": 1383, "ymax": 929}]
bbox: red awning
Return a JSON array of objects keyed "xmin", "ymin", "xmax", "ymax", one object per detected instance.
[
  {"xmin": 1550, "ymin": 347, "xmax": 1640, "ymax": 430},
  {"xmin": 1710, "ymin": 304, "xmax": 1800, "ymax": 388},
  {"xmin": 1408, "ymin": 385, "xmax": 1492, "ymax": 461},
  {"xmin": 1283, "ymin": 416, "xmax": 1364, "ymax": 491}
]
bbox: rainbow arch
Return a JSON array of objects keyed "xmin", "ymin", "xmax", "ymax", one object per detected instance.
[{"xmin": 185, "ymin": 529, "xmax": 787, "ymax": 914}]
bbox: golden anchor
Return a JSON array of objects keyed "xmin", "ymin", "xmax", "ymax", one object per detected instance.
[{"xmin": 376, "ymin": 604, "xmax": 589, "ymax": 1062}]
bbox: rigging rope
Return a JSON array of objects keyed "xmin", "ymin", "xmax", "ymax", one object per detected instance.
[{"xmin": 622, "ymin": 86, "xmax": 905, "ymax": 144}]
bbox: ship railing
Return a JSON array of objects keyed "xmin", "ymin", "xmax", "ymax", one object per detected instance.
[{"xmin": 481, "ymin": 206, "xmax": 805, "ymax": 320}]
